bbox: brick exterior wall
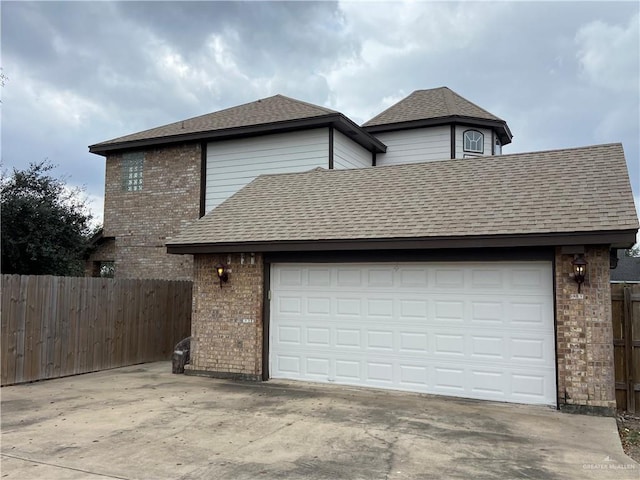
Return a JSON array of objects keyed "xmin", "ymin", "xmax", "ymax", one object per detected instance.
[
  {"xmin": 185, "ymin": 246, "xmax": 617, "ymax": 414},
  {"xmin": 85, "ymin": 238, "xmax": 116, "ymax": 276},
  {"xmin": 102, "ymin": 143, "xmax": 201, "ymax": 280},
  {"xmin": 555, "ymin": 245, "xmax": 615, "ymax": 413},
  {"xmin": 186, "ymin": 253, "xmax": 264, "ymax": 380}
]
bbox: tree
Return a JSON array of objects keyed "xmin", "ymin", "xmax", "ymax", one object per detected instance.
[
  {"xmin": 1, "ymin": 161, "xmax": 93, "ymax": 276},
  {"xmin": 627, "ymin": 244, "xmax": 640, "ymax": 257}
]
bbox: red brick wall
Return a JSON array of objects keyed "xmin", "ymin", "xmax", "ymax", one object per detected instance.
[
  {"xmin": 186, "ymin": 253, "xmax": 263, "ymax": 380},
  {"xmin": 555, "ymin": 245, "xmax": 615, "ymax": 411},
  {"xmin": 102, "ymin": 143, "xmax": 201, "ymax": 280}
]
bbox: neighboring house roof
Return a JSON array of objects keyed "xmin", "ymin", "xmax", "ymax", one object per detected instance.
[
  {"xmin": 167, "ymin": 143, "xmax": 638, "ymax": 254},
  {"xmin": 362, "ymin": 87, "xmax": 513, "ymax": 145},
  {"xmin": 611, "ymin": 255, "xmax": 640, "ymax": 282},
  {"xmin": 89, "ymin": 94, "xmax": 386, "ymax": 155}
]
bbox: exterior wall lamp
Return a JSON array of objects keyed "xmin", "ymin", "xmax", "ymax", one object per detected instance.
[
  {"xmin": 571, "ymin": 255, "xmax": 587, "ymax": 293},
  {"xmin": 215, "ymin": 263, "xmax": 229, "ymax": 288}
]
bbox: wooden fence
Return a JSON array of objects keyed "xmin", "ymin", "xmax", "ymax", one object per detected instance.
[
  {"xmin": 1, "ymin": 275, "xmax": 192, "ymax": 386},
  {"xmin": 613, "ymin": 283, "xmax": 640, "ymax": 412}
]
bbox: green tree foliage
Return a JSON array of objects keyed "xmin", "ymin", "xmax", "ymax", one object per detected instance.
[{"xmin": 1, "ymin": 161, "xmax": 93, "ymax": 276}]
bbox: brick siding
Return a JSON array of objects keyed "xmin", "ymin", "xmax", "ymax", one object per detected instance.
[
  {"xmin": 186, "ymin": 253, "xmax": 263, "ymax": 380},
  {"xmin": 185, "ymin": 247, "xmax": 617, "ymax": 413},
  {"xmin": 555, "ymin": 245, "xmax": 615, "ymax": 413},
  {"xmin": 101, "ymin": 143, "xmax": 201, "ymax": 280}
]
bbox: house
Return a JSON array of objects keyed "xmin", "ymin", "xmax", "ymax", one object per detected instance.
[
  {"xmin": 90, "ymin": 88, "xmax": 638, "ymax": 413},
  {"xmin": 87, "ymin": 87, "xmax": 510, "ymax": 280},
  {"xmin": 611, "ymin": 253, "xmax": 640, "ymax": 283}
]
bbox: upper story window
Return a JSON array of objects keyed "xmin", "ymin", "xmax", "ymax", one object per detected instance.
[
  {"xmin": 463, "ymin": 130, "xmax": 484, "ymax": 154},
  {"xmin": 494, "ymin": 137, "xmax": 502, "ymax": 155},
  {"xmin": 122, "ymin": 152, "xmax": 144, "ymax": 191}
]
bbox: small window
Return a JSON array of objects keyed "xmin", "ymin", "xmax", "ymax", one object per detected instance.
[
  {"xmin": 122, "ymin": 152, "xmax": 144, "ymax": 191},
  {"xmin": 463, "ymin": 130, "xmax": 484, "ymax": 154},
  {"xmin": 494, "ymin": 137, "xmax": 502, "ymax": 155},
  {"xmin": 93, "ymin": 261, "xmax": 115, "ymax": 278}
]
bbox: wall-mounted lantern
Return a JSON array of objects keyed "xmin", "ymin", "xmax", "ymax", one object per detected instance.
[
  {"xmin": 571, "ymin": 255, "xmax": 587, "ymax": 293},
  {"xmin": 215, "ymin": 263, "xmax": 229, "ymax": 288}
]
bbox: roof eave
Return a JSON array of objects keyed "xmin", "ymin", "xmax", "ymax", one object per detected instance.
[
  {"xmin": 364, "ymin": 116, "xmax": 513, "ymax": 145},
  {"xmin": 166, "ymin": 229, "xmax": 638, "ymax": 255},
  {"xmin": 89, "ymin": 114, "xmax": 386, "ymax": 156}
]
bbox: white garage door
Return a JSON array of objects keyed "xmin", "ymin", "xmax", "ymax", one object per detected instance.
[{"xmin": 270, "ymin": 262, "xmax": 556, "ymax": 405}]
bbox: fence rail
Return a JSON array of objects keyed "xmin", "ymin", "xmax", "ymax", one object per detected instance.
[
  {"xmin": 612, "ymin": 283, "xmax": 640, "ymax": 412},
  {"xmin": 1, "ymin": 275, "xmax": 192, "ymax": 386}
]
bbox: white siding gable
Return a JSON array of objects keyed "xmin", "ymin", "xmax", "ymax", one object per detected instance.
[
  {"xmin": 374, "ymin": 126, "xmax": 450, "ymax": 166},
  {"xmin": 205, "ymin": 128, "xmax": 328, "ymax": 212},
  {"xmin": 333, "ymin": 130, "xmax": 372, "ymax": 169}
]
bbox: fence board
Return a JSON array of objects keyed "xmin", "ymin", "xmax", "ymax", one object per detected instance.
[
  {"xmin": 613, "ymin": 283, "xmax": 640, "ymax": 412},
  {"xmin": 1, "ymin": 275, "xmax": 192, "ymax": 386}
]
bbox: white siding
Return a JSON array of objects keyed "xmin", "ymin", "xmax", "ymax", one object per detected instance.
[
  {"xmin": 205, "ymin": 129, "xmax": 328, "ymax": 212},
  {"xmin": 333, "ymin": 130, "xmax": 372, "ymax": 169},
  {"xmin": 374, "ymin": 126, "xmax": 450, "ymax": 166},
  {"xmin": 455, "ymin": 126, "xmax": 494, "ymax": 158}
]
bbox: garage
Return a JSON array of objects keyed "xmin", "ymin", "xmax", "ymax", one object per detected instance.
[{"xmin": 270, "ymin": 262, "xmax": 556, "ymax": 406}]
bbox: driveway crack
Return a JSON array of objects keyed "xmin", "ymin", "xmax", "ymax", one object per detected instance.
[{"xmin": 1, "ymin": 453, "xmax": 130, "ymax": 479}]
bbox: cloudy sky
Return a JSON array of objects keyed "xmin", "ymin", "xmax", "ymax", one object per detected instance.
[{"xmin": 2, "ymin": 1, "xmax": 639, "ymax": 235}]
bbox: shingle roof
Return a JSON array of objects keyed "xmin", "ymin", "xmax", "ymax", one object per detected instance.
[
  {"xmin": 611, "ymin": 255, "xmax": 640, "ymax": 282},
  {"xmin": 363, "ymin": 87, "xmax": 503, "ymax": 127},
  {"xmin": 362, "ymin": 87, "xmax": 513, "ymax": 145},
  {"xmin": 90, "ymin": 94, "xmax": 339, "ymax": 150},
  {"xmin": 167, "ymin": 143, "xmax": 638, "ymax": 250}
]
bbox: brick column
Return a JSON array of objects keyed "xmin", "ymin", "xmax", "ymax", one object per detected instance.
[
  {"xmin": 186, "ymin": 253, "xmax": 264, "ymax": 380},
  {"xmin": 555, "ymin": 246, "xmax": 615, "ymax": 414}
]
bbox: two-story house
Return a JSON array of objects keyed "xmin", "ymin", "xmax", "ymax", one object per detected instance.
[
  {"xmin": 87, "ymin": 87, "xmax": 511, "ymax": 280},
  {"xmin": 89, "ymin": 87, "xmax": 638, "ymax": 414}
]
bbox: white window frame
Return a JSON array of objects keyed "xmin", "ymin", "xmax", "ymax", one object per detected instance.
[
  {"xmin": 463, "ymin": 129, "xmax": 484, "ymax": 154},
  {"xmin": 122, "ymin": 152, "xmax": 144, "ymax": 191}
]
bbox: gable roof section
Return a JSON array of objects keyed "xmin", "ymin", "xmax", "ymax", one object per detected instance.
[
  {"xmin": 89, "ymin": 94, "xmax": 386, "ymax": 155},
  {"xmin": 362, "ymin": 87, "xmax": 513, "ymax": 145},
  {"xmin": 611, "ymin": 255, "xmax": 640, "ymax": 282},
  {"xmin": 167, "ymin": 143, "xmax": 638, "ymax": 253}
]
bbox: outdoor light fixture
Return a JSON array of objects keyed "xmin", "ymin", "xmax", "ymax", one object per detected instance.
[
  {"xmin": 571, "ymin": 255, "xmax": 587, "ymax": 293},
  {"xmin": 215, "ymin": 263, "xmax": 229, "ymax": 288}
]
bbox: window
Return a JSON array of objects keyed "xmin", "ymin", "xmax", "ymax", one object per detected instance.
[
  {"xmin": 122, "ymin": 152, "xmax": 144, "ymax": 191},
  {"xmin": 463, "ymin": 130, "xmax": 484, "ymax": 154},
  {"xmin": 93, "ymin": 261, "xmax": 115, "ymax": 278}
]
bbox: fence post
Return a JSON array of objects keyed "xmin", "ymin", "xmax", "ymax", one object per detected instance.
[{"xmin": 624, "ymin": 285, "xmax": 635, "ymax": 413}]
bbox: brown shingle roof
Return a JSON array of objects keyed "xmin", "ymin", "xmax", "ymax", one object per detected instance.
[
  {"xmin": 362, "ymin": 87, "xmax": 513, "ymax": 145},
  {"xmin": 363, "ymin": 87, "xmax": 503, "ymax": 126},
  {"xmin": 90, "ymin": 94, "xmax": 339, "ymax": 150},
  {"xmin": 167, "ymin": 143, "xmax": 638, "ymax": 251}
]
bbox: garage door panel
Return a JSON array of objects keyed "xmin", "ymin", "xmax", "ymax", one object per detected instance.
[
  {"xmin": 336, "ymin": 298, "xmax": 361, "ymax": 316},
  {"xmin": 366, "ymin": 298, "xmax": 394, "ymax": 318},
  {"xmin": 367, "ymin": 268, "xmax": 395, "ymax": 287},
  {"xmin": 335, "ymin": 359, "xmax": 361, "ymax": 381},
  {"xmin": 308, "ymin": 268, "xmax": 331, "ymax": 286},
  {"xmin": 307, "ymin": 297, "xmax": 331, "ymax": 315},
  {"xmin": 270, "ymin": 262, "xmax": 555, "ymax": 406}
]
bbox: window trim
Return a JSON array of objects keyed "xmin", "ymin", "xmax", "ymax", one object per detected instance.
[{"xmin": 463, "ymin": 129, "xmax": 484, "ymax": 154}]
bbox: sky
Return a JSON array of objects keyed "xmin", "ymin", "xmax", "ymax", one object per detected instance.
[{"xmin": 1, "ymin": 1, "xmax": 639, "ymax": 240}]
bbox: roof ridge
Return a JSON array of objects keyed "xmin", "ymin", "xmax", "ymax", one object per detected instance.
[
  {"xmin": 445, "ymin": 87, "xmax": 504, "ymax": 121},
  {"xmin": 272, "ymin": 94, "xmax": 338, "ymax": 115}
]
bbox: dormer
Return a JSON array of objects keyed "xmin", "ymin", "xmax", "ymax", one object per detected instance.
[{"xmin": 362, "ymin": 87, "xmax": 512, "ymax": 166}]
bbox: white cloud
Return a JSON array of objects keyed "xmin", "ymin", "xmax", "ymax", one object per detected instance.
[{"xmin": 575, "ymin": 13, "xmax": 640, "ymax": 92}]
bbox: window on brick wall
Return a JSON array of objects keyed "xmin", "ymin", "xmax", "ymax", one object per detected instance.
[
  {"xmin": 92, "ymin": 260, "xmax": 115, "ymax": 278},
  {"xmin": 122, "ymin": 152, "xmax": 144, "ymax": 191}
]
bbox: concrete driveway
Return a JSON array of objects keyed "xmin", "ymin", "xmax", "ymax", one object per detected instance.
[{"xmin": 1, "ymin": 362, "xmax": 637, "ymax": 480}]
